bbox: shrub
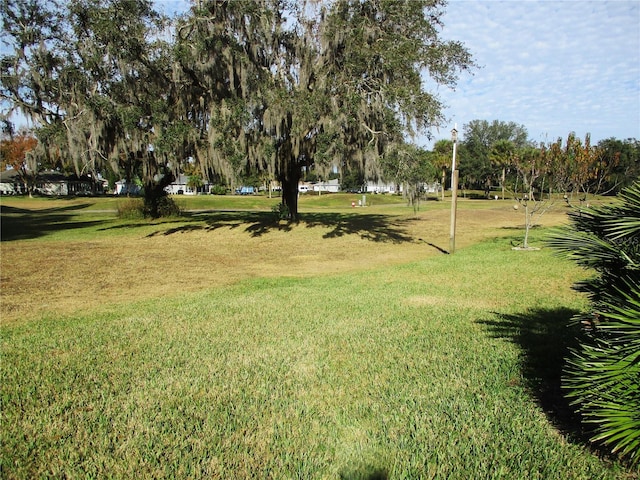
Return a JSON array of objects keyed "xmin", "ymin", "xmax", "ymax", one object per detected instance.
[
  {"xmin": 146, "ymin": 195, "xmax": 182, "ymax": 218},
  {"xmin": 210, "ymin": 185, "xmax": 227, "ymax": 195},
  {"xmin": 271, "ymin": 202, "xmax": 290, "ymax": 220},
  {"xmin": 548, "ymin": 182, "xmax": 640, "ymax": 466},
  {"xmin": 116, "ymin": 198, "xmax": 144, "ymax": 219}
]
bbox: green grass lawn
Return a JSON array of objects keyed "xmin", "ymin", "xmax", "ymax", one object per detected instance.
[
  {"xmin": 0, "ymin": 198, "xmax": 635, "ymax": 478},
  {"xmin": 0, "ymin": 191, "xmax": 418, "ymax": 213}
]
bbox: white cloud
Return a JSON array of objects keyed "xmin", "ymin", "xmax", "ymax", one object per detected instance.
[
  {"xmin": 155, "ymin": 0, "xmax": 189, "ymax": 15},
  {"xmin": 428, "ymin": 0, "xmax": 640, "ymax": 145},
  {"xmin": 7, "ymin": 0, "xmax": 637, "ymax": 147}
]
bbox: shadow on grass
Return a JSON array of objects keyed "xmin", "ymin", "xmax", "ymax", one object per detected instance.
[
  {"xmin": 0, "ymin": 204, "xmax": 104, "ymax": 241},
  {"xmin": 339, "ymin": 466, "xmax": 388, "ymax": 480},
  {"xmin": 145, "ymin": 211, "xmax": 424, "ymax": 245},
  {"xmin": 1, "ymin": 205, "xmax": 450, "ymax": 253},
  {"xmin": 97, "ymin": 218, "xmax": 190, "ymax": 232},
  {"xmin": 477, "ymin": 307, "xmax": 586, "ymax": 440}
]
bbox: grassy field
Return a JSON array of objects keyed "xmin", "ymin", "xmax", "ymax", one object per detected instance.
[{"xmin": 1, "ymin": 193, "xmax": 636, "ymax": 478}]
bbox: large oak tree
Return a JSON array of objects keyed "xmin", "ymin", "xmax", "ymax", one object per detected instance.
[
  {"xmin": 175, "ymin": 0, "xmax": 475, "ymax": 220},
  {"xmin": 2, "ymin": 0, "xmax": 474, "ymax": 219},
  {"xmin": 1, "ymin": 0, "xmax": 187, "ymax": 217}
]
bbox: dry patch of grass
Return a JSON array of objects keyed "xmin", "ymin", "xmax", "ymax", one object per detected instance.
[
  {"xmin": 3, "ymin": 197, "xmax": 633, "ymax": 479},
  {"xmin": 0, "ymin": 200, "xmax": 569, "ymax": 324}
]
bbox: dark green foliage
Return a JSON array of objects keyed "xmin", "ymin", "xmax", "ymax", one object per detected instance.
[
  {"xmin": 341, "ymin": 169, "xmax": 366, "ymax": 192},
  {"xmin": 117, "ymin": 195, "xmax": 183, "ymax": 220},
  {"xmin": 271, "ymin": 202, "xmax": 290, "ymax": 221},
  {"xmin": 597, "ymin": 138, "xmax": 640, "ymax": 194},
  {"xmin": 144, "ymin": 195, "xmax": 181, "ymax": 218},
  {"xmin": 459, "ymin": 119, "xmax": 529, "ymax": 191},
  {"xmin": 548, "ymin": 182, "xmax": 640, "ymax": 465},
  {"xmin": 116, "ymin": 198, "xmax": 144, "ymax": 219},
  {"xmin": 210, "ymin": 185, "xmax": 227, "ymax": 195}
]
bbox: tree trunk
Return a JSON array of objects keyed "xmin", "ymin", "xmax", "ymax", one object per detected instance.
[
  {"xmin": 501, "ymin": 167, "xmax": 506, "ymax": 200},
  {"xmin": 281, "ymin": 176, "xmax": 299, "ymax": 221},
  {"xmin": 523, "ymin": 201, "xmax": 531, "ymax": 249},
  {"xmin": 441, "ymin": 167, "xmax": 446, "ymax": 201},
  {"xmin": 143, "ymin": 173, "xmax": 175, "ymax": 219},
  {"xmin": 279, "ymin": 148, "xmax": 301, "ymax": 221}
]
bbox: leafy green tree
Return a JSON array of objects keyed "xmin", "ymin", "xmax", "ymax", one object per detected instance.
[
  {"xmin": 597, "ymin": 138, "xmax": 640, "ymax": 194},
  {"xmin": 172, "ymin": 0, "xmax": 274, "ymax": 198},
  {"xmin": 548, "ymin": 183, "xmax": 640, "ymax": 466},
  {"xmin": 187, "ymin": 175, "xmax": 204, "ymax": 194},
  {"xmin": 380, "ymin": 143, "xmax": 435, "ymax": 213},
  {"xmin": 459, "ymin": 119, "xmax": 529, "ymax": 195},
  {"xmin": 431, "ymin": 139, "xmax": 453, "ymax": 201},
  {"xmin": 489, "ymin": 139, "xmax": 516, "ymax": 200},
  {"xmin": 3, "ymin": 0, "xmax": 475, "ymax": 219},
  {"xmin": 1, "ymin": 0, "xmax": 184, "ymax": 217},
  {"xmin": 341, "ymin": 168, "xmax": 365, "ymax": 193},
  {"xmin": 175, "ymin": 0, "xmax": 475, "ymax": 220}
]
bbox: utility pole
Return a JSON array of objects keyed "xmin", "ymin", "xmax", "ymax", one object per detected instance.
[{"xmin": 449, "ymin": 125, "xmax": 459, "ymax": 254}]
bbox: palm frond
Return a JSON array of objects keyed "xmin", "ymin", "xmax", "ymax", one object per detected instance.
[{"xmin": 549, "ymin": 181, "xmax": 640, "ymax": 466}]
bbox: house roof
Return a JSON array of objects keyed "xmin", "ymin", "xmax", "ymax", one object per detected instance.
[
  {"xmin": 38, "ymin": 170, "xmax": 68, "ymax": 182},
  {"xmin": 0, "ymin": 168, "xmax": 19, "ymax": 181},
  {"xmin": 0, "ymin": 168, "xmax": 96, "ymax": 183}
]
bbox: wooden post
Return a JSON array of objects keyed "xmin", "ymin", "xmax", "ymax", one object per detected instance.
[
  {"xmin": 450, "ymin": 170, "xmax": 458, "ymax": 253},
  {"xmin": 449, "ymin": 125, "xmax": 459, "ymax": 254}
]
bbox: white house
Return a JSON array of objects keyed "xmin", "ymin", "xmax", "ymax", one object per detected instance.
[
  {"xmin": 0, "ymin": 169, "xmax": 21, "ymax": 194},
  {"xmin": 114, "ymin": 180, "xmax": 141, "ymax": 196},
  {"xmin": 365, "ymin": 180, "xmax": 441, "ymax": 195},
  {"xmin": 164, "ymin": 174, "xmax": 192, "ymax": 195},
  {"xmin": 366, "ymin": 180, "xmax": 400, "ymax": 194},
  {"xmin": 312, "ymin": 179, "xmax": 341, "ymax": 193},
  {"xmin": 1, "ymin": 169, "xmax": 103, "ymax": 196},
  {"xmin": 165, "ymin": 174, "xmax": 214, "ymax": 195},
  {"xmin": 423, "ymin": 182, "xmax": 442, "ymax": 194}
]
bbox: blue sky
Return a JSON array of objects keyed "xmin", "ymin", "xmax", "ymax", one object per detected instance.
[
  {"xmin": 428, "ymin": 0, "xmax": 640, "ymax": 147},
  {"xmin": 4, "ymin": 0, "xmax": 638, "ymax": 148},
  {"xmin": 157, "ymin": 0, "xmax": 639, "ymax": 147}
]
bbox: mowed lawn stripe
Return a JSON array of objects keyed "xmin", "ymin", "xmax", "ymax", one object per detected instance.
[{"xmin": 1, "ymin": 237, "xmax": 629, "ymax": 479}]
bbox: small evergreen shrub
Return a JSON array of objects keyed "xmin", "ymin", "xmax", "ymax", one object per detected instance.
[
  {"xmin": 116, "ymin": 198, "xmax": 144, "ymax": 219},
  {"xmin": 548, "ymin": 182, "xmax": 640, "ymax": 466},
  {"xmin": 210, "ymin": 185, "xmax": 227, "ymax": 195},
  {"xmin": 153, "ymin": 195, "xmax": 182, "ymax": 217},
  {"xmin": 271, "ymin": 202, "xmax": 290, "ymax": 220},
  {"xmin": 120, "ymin": 196, "xmax": 181, "ymax": 219}
]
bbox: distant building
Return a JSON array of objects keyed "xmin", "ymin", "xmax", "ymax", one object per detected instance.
[
  {"xmin": 0, "ymin": 169, "xmax": 23, "ymax": 195},
  {"xmin": 366, "ymin": 180, "xmax": 400, "ymax": 194},
  {"xmin": 312, "ymin": 179, "xmax": 341, "ymax": 193},
  {"xmin": 164, "ymin": 174, "xmax": 213, "ymax": 195},
  {"xmin": 365, "ymin": 180, "xmax": 441, "ymax": 195},
  {"xmin": 0, "ymin": 169, "xmax": 104, "ymax": 196},
  {"xmin": 114, "ymin": 180, "xmax": 141, "ymax": 196}
]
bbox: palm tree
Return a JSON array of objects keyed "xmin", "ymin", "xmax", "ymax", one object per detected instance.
[
  {"xmin": 547, "ymin": 182, "xmax": 640, "ymax": 466},
  {"xmin": 432, "ymin": 139, "xmax": 452, "ymax": 201},
  {"xmin": 489, "ymin": 139, "xmax": 515, "ymax": 200}
]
